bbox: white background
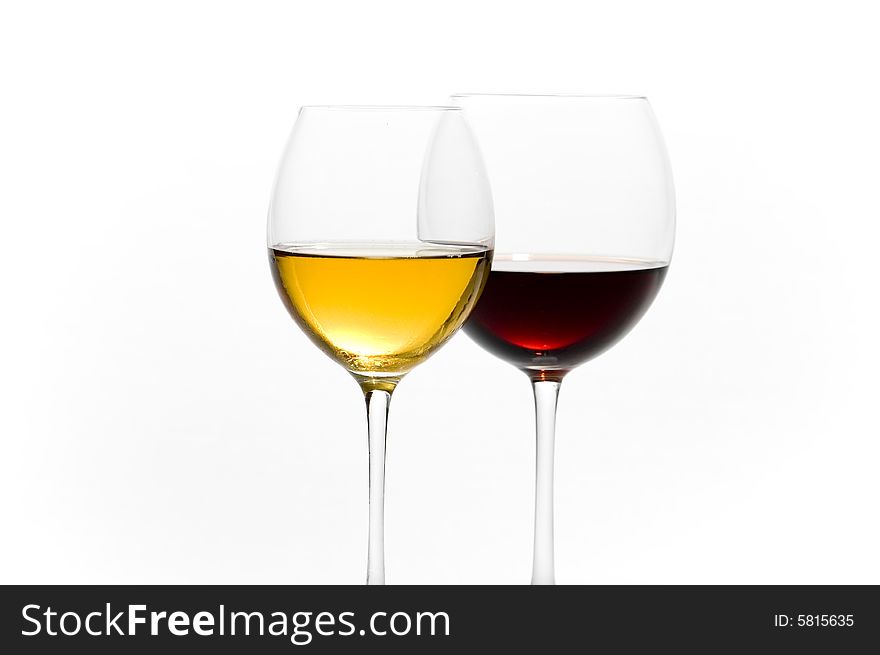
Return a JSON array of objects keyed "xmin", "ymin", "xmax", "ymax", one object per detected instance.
[{"xmin": 2, "ymin": 0, "xmax": 878, "ymax": 584}]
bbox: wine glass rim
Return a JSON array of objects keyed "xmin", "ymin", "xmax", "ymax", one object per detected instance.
[
  {"xmin": 299, "ymin": 105, "xmax": 462, "ymax": 112},
  {"xmin": 450, "ymin": 93, "xmax": 648, "ymax": 100}
]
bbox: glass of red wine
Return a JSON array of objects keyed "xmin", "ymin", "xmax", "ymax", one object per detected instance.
[{"xmin": 451, "ymin": 94, "xmax": 675, "ymax": 584}]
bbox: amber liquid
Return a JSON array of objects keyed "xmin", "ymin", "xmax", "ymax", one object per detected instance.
[
  {"xmin": 271, "ymin": 243, "xmax": 492, "ymax": 378},
  {"xmin": 464, "ymin": 256, "xmax": 667, "ymax": 378}
]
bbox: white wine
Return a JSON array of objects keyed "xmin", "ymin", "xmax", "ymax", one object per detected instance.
[{"xmin": 271, "ymin": 242, "xmax": 491, "ymax": 380}]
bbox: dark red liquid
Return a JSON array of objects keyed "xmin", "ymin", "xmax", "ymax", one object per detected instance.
[{"xmin": 464, "ymin": 259, "xmax": 667, "ymax": 379}]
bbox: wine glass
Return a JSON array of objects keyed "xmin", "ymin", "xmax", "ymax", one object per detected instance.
[
  {"xmin": 451, "ymin": 94, "xmax": 675, "ymax": 584},
  {"xmin": 267, "ymin": 106, "xmax": 493, "ymax": 584}
]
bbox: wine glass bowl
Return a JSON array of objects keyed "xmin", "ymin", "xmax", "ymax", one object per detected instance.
[
  {"xmin": 452, "ymin": 94, "xmax": 674, "ymax": 583},
  {"xmin": 267, "ymin": 106, "xmax": 494, "ymax": 583}
]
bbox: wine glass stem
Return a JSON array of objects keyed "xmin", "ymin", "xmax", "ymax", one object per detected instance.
[
  {"xmin": 364, "ymin": 387, "xmax": 392, "ymax": 585},
  {"xmin": 531, "ymin": 379, "xmax": 560, "ymax": 585}
]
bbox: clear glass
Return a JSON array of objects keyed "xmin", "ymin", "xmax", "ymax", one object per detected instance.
[
  {"xmin": 452, "ymin": 94, "xmax": 675, "ymax": 584},
  {"xmin": 268, "ymin": 106, "xmax": 494, "ymax": 584}
]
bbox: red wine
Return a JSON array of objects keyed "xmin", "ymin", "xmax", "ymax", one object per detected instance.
[{"xmin": 464, "ymin": 257, "xmax": 668, "ymax": 378}]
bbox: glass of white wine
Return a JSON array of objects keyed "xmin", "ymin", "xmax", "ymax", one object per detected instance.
[{"xmin": 268, "ymin": 106, "xmax": 494, "ymax": 584}]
